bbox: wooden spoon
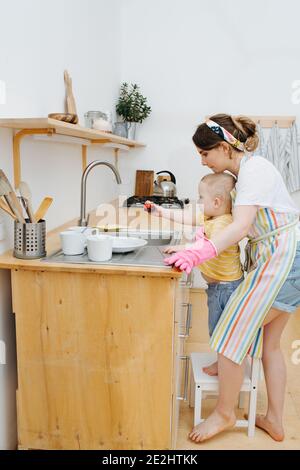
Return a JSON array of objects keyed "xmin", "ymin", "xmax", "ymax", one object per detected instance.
[
  {"xmin": 0, "ymin": 198, "xmax": 17, "ymax": 219},
  {"xmin": 19, "ymin": 181, "xmax": 36, "ymax": 223},
  {"xmin": 0, "ymin": 174, "xmax": 25, "ymax": 223},
  {"xmin": 34, "ymin": 197, "xmax": 53, "ymax": 222}
]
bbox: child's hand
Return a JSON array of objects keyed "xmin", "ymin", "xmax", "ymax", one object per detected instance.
[
  {"xmin": 144, "ymin": 201, "xmax": 162, "ymax": 217},
  {"xmin": 164, "ymin": 252, "xmax": 194, "ymax": 274},
  {"xmin": 195, "ymin": 226, "xmax": 205, "ymax": 240},
  {"xmin": 164, "ymin": 238, "xmax": 218, "ymax": 273},
  {"xmin": 163, "ymin": 244, "xmax": 186, "ymax": 254}
]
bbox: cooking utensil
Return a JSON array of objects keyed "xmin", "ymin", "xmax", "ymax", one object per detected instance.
[
  {"xmin": 96, "ymin": 224, "xmax": 126, "ymax": 232},
  {"xmin": 18, "ymin": 195, "xmax": 28, "ymax": 215},
  {"xmin": 34, "ymin": 197, "xmax": 53, "ymax": 222},
  {"xmin": 0, "ymin": 171, "xmax": 26, "ymax": 223},
  {"xmin": 0, "ymin": 182, "xmax": 16, "ymax": 217},
  {"xmin": 19, "ymin": 181, "xmax": 36, "ymax": 223},
  {"xmin": 48, "ymin": 70, "xmax": 79, "ymax": 125},
  {"xmin": 48, "ymin": 113, "xmax": 78, "ymax": 124},
  {"xmin": 18, "ymin": 195, "xmax": 32, "ymax": 222},
  {"xmin": 0, "ymin": 198, "xmax": 17, "ymax": 219},
  {"xmin": 135, "ymin": 170, "xmax": 154, "ymax": 197},
  {"xmin": 153, "ymin": 171, "xmax": 177, "ymax": 197},
  {"xmin": 14, "ymin": 219, "xmax": 46, "ymax": 259}
]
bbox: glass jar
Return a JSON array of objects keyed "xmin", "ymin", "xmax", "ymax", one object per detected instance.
[
  {"xmin": 103, "ymin": 111, "xmax": 113, "ymax": 132},
  {"xmin": 84, "ymin": 111, "xmax": 107, "ymax": 129},
  {"xmin": 113, "ymin": 121, "xmax": 128, "ymax": 138}
]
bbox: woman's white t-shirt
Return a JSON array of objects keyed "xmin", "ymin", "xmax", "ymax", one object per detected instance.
[{"xmin": 234, "ymin": 155, "xmax": 300, "ymax": 239}]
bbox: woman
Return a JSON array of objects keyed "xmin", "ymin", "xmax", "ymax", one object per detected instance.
[{"xmin": 165, "ymin": 114, "xmax": 300, "ymax": 443}]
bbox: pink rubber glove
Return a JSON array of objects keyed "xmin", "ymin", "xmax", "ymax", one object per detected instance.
[{"xmin": 164, "ymin": 237, "xmax": 218, "ymax": 274}]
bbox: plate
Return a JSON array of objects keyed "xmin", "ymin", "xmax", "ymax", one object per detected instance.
[{"xmin": 112, "ymin": 237, "xmax": 148, "ymax": 253}]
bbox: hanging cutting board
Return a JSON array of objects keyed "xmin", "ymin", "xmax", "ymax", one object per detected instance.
[
  {"xmin": 64, "ymin": 70, "xmax": 77, "ymax": 115},
  {"xmin": 135, "ymin": 170, "xmax": 154, "ymax": 197}
]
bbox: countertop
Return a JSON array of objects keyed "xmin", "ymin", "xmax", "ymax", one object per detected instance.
[{"xmin": 0, "ymin": 201, "xmax": 194, "ymax": 277}]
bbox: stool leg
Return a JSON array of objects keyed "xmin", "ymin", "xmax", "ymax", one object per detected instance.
[
  {"xmin": 238, "ymin": 391, "xmax": 246, "ymax": 409},
  {"xmin": 194, "ymin": 385, "xmax": 202, "ymax": 426},
  {"xmin": 190, "ymin": 374, "xmax": 195, "ymax": 408},
  {"xmin": 248, "ymin": 386, "xmax": 258, "ymax": 437},
  {"xmin": 247, "ymin": 358, "xmax": 260, "ymax": 437}
]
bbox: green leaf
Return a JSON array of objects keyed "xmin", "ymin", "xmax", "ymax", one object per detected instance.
[{"xmin": 116, "ymin": 83, "xmax": 152, "ymax": 123}]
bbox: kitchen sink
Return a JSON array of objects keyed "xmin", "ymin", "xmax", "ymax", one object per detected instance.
[
  {"xmin": 44, "ymin": 229, "xmax": 182, "ymax": 268},
  {"xmin": 108, "ymin": 229, "xmax": 180, "ymax": 246}
]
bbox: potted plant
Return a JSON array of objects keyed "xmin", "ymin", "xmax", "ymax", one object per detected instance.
[{"xmin": 115, "ymin": 83, "xmax": 151, "ymax": 140}]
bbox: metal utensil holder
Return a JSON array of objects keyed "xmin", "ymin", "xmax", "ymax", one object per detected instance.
[{"xmin": 14, "ymin": 219, "xmax": 46, "ymax": 259}]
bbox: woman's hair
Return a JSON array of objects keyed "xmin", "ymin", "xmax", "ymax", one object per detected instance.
[{"xmin": 192, "ymin": 113, "xmax": 259, "ymax": 155}]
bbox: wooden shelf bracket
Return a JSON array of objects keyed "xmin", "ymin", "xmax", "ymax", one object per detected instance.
[{"xmin": 13, "ymin": 128, "xmax": 55, "ymax": 188}]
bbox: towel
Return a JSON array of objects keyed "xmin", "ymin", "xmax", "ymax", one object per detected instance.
[{"xmin": 262, "ymin": 122, "xmax": 300, "ymax": 193}]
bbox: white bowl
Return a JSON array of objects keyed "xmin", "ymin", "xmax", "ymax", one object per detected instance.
[{"xmin": 112, "ymin": 237, "xmax": 147, "ymax": 253}]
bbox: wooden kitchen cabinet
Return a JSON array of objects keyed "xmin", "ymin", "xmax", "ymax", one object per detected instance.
[
  {"xmin": 10, "ymin": 266, "xmax": 188, "ymax": 450},
  {"xmin": 185, "ymin": 289, "xmax": 210, "ymax": 354},
  {"xmin": 171, "ymin": 275, "xmax": 191, "ymax": 447}
]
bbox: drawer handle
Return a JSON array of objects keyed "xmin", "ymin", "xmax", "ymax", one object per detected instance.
[
  {"xmin": 178, "ymin": 303, "xmax": 192, "ymax": 338},
  {"xmin": 177, "ymin": 355, "xmax": 190, "ymax": 401},
  {"xmin": 180, "ymin": 272, "xmax": 193, "ymax": 288}
]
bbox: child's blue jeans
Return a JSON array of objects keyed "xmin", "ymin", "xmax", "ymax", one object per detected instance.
[{"xmin": 206, "ymin": 277, "xmax": 244, "ymax": 336}]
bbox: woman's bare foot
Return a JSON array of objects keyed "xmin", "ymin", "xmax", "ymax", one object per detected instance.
[
  {"xmin": 189, "ymin": 410, "xmax": 236, "ymax": 443},
  {"xmin": 203, "ymin": 361, "xmax": 218, "ymax": 376},
  {"xmin": 255, "ymin": 414, "xmax": 284, "ymax": 442}
]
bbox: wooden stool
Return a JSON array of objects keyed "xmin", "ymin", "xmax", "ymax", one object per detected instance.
[{"xmin": 190, "ymin": 352, "xmax": 261, "ymax": 437}]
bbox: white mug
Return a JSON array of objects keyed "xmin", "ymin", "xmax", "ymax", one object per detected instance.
[
  {"xmin": 67, "ymin": 226, "xmax": 99, "ymax": 239},
  {"xmin": 60, "ymin": 231, "xmax": 86, "ymax": 255},
  {"xmin": 87, "ymin": 234, "xmax": 113, "ymax": 262}
]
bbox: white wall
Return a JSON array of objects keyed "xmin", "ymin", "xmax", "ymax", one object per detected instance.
[
  {"xmin": 0, "ymin": 0, "xmax": 123, "ymax": 449},
  {"xmin": 1, "ymin": 0, "xmax": 300, "ymax": 448},
  {"xmin": 0, "ymin": 0, "xmax": 124, "ymax": 241},
  {"xmin": 120, "ymin": 0, "xmax": 300, "ymax": 208}
]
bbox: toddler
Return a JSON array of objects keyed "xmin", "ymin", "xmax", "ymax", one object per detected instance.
[{"xmin": 147, "ymin": 173, "xmax": 243, "ymax": 375}]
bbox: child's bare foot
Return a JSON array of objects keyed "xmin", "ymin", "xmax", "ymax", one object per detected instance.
[
  {"xmin": 255, "ymin": 414, "xmax": 284, "ymax": 442},
  {"xmin": 203, "ymin": 361, "xmax": 218, "ymax": 376},
  {"xmin": 189, "ymin": 410, "xmax": 236, "ymax": 443}
]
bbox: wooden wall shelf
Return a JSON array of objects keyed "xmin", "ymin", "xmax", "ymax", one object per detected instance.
[{"xmin": 0, "ymin": 118, "xmax": 146, "ymax": 188}]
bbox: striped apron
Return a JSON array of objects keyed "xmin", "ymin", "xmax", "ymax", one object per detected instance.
[{"xmin": 210, "ymin": 207, "xmax": 298, "ymax": 365}]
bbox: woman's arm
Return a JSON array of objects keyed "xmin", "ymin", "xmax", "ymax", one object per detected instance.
[{"xmin": 210, "ymin": 205, "xmax": 258, "ymax": 253}]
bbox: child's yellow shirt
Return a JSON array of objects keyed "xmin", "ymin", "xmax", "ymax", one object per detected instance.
[{"xmin": 199, "ymin": 214, "xmax": 243, "ymax": 282}]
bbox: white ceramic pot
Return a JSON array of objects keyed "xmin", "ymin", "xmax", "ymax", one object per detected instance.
[
  {"xmin": 60, "ymin": 231, "xmax": 86, "ymax": 255},
  {"xmin": 87, "ymin": 234, "xmax": 113, "ymax": 262}
]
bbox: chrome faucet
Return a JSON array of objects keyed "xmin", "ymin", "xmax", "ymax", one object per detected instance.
[{"xmin": 79, "ymin": 160, "xmax": 122, "ymax": 226}]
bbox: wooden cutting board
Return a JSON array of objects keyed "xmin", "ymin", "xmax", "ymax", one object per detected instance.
[{"xmin": 135, "ymin": 170, "xmax": 154, "ymax": 197}]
